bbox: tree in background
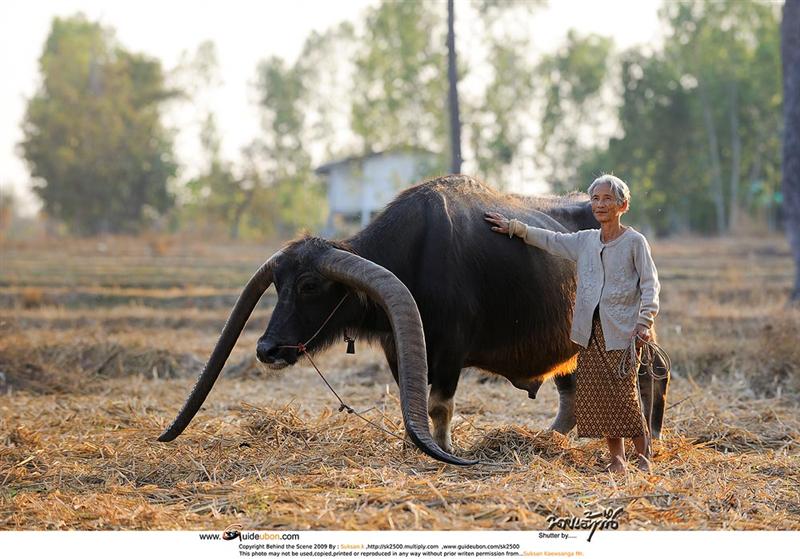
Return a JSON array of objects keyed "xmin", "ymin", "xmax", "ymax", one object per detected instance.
[
  {"xmin": 0, "ymin": 185, "xmax": 16, "ymax": 237},
  {"xmin": 575, "ymin": 1, "xmax": 782, "ymax": 235},
  {"xmin": 782, "ymin": 0, "xmax": 800, "ymax": 303},
  {"xmin": 346, "ymin": 0, "xmax": 542, "ymax": 186},
  {"xmin": 664, "ymin": 0, "xmax": 782, "ymax": 234},
  {"xmin": 350, "ymin": 0, "xmax": 448, "ymax": 160},
  {"xmin": 462, "ymin": 0, "xmax": 543, "ymax": 186},
  {"xmin": 245, "ymin": 0, "xmax": 548, "ymax": 205},
  {"xmin": 292, "ymin": 23, "xmax": 358, "ymax": 163},
  {"xmin": 447, "ymin": 0, "xmax": 462, "ymax": 174},
  {"xmin": 577, "ymin": 48, "xmax": 697, "ymax": 234},
  {"xmin": 179, "ymin": 42, "xmax": 260, "ymax": 240},
  {"xmin": 536, "ymin": 31, "xmax": 613, "ymax": 193},
  {"xmin": 14, "ymin": 4, "xmax": 790, "ymax": 241},
  {"xmin": 182, "ymin": 37, "xmax": 330, "ymax": 239},
  {"xmin": 20, "ymin": 15, "xmax": 177, "ymax": 235},
  {"xmin": 254, "ymin": 54, "xmax": 325, "ymax": 236},
  {"xmin": 183, "ymin": 113, "xmax": 251, "ymax": 239},
  {"xmin": 466, "ymin": 37, "xmax": 535, "ymax": 186},
  {"xmin": 180, "ymin": 42, "xmax": 246, "ymax": 238}
]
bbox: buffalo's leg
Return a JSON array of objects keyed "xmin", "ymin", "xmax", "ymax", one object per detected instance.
[
  {"xmin": 380, "ymin": 335, "xmax": 400, "ymax": 385},
  {"xmin": 649, "ymin": 376, "xmax": 669, "ymax": 440},
  {"xmin": 638, "ymin": 370, "xmax": 655, "ymax": 434},
  {"xmin": 428, "ymin": 374, "xmax": 460, "ymax": 453},
  {"xmin": 380, "ymin": 336, "xmax": 415, "ymax": 449},
  {"xmin": 648, "ymin": 354, "xmax": 670, "ymax": 440},
  {"xmin": 551, "ymin": 373, "xmax": 577, "ymax": 434},
  {"xmin": 636, "ymin": 359, "xmax": 670, "ymax": 440},
  {"xmin": 382, "ymin": 336, "xmax": 462, "ymax": 453}
]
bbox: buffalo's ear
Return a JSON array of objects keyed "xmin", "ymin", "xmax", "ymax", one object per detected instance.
[{"xmin": 351, "ymin": 287, "xmax": 369, "ymax": 307}]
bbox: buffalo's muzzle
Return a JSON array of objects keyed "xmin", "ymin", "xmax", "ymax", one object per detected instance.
[{"xmin": 256, "ymin": 343, "xmax": 298, "ymax": 369}]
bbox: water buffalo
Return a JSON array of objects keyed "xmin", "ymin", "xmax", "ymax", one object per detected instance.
[{"xmin": 158, "ymin": 175, "xmax": 668, "ymax": 465}]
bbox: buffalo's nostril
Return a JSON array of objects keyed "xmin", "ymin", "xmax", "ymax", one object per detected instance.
[{"xmin": 256, "ymin": 344, "xmax": 278, "ymax": 363}]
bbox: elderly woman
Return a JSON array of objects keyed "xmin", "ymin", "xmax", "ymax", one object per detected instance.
[{"xmin": 484, "ymin": 174, "xmax": 660, "ymax": 473}]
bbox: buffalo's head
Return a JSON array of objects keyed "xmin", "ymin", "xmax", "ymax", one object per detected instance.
[
  {"xmin": 157, "ymin": 237, "xmax": 475, "ymax": 466},
  {"xmin": 255, "ymin": 238, "xmax": 356, "ymax": 369}
]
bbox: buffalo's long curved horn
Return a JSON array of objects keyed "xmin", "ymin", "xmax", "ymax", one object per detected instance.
[
  {"xmin": 318, "ymin": 249, "xmax": 477, "ymax": 466},
  {"xmin": 157, "ymin": 251, "xmax": 283, "ymax": 442}
]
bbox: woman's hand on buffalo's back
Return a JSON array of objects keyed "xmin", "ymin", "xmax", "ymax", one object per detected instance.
[{"xmin": 484, "ymin": 211, "xmax": 510, "ymax": 235}]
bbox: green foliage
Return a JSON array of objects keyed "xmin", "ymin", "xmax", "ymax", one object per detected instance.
[
  {"xmin": 20, "ymin": 3, "xmax": 785, "ymax": 240},
  {"xmin": 472, "ymin": 0, "xmax": 547, "ymax": 20},
  {"xmin": 572, "ymin": 0, "xmax": 782, "ymax": 234},
  {"xmin": 577, "ymin": 49, "xmax": 698, "ymax": 234},
  {"xmin": 537, "ymin": 31, "xmax": 614, "ymax": 192},
  {"xmin": 182, "ymin": 42, "xmax": 327, "ymax": 240},
  {"xmin": 346, "ymin": 0, "xmax": 545, "ymax": 184},
  {"xmin": 351, "ymin": 0, "xmax": 448, "ymax": 160},
  {"xmin": 183, "ymin": 114, "xmax": 247, "ymax": 238},
  {"xmin": 293, "ymin": 23, "xmax": 357, "ymax": 160},
  {"xmin": 253, "ymin": 50, "xmax": 327, "ymax": 236},
  {"xmin": 469, "ymin": 38, "xmax": 535, "ymax": 183},
  {"xmin": 20, "ymin": 14, "xmax": 177, "ymax": 235}
]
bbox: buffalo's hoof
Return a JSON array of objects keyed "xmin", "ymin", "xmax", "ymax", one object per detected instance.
[
  {"xmin": 549, "ymin": 417, "xmax": 576, "ymax": 434},
  {"xmin": 651, "ymin": 428, "xmax": 661, "ymax": 441},
  {"xmin": 434, "ymin": 432, "xmax": 454, "ymax": 454}
]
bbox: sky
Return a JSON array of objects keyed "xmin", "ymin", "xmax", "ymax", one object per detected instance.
[{"xmin": 0, "ymin": 0, "xmax": 663, "ymax": 214}]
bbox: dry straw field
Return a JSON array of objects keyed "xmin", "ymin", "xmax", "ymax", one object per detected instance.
[{"xmin": 1, "ymin": 234, "xmax": 798, "ymax": 531}]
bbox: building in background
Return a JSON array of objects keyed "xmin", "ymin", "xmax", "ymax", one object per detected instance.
[{"xmin": 315, "ymin": 148, "xmax": 440, "ymax": 236}]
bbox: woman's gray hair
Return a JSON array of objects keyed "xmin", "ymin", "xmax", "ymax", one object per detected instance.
[{"xmin": 587, "ymin": 174, "xmax": 631, "ymax": 209}]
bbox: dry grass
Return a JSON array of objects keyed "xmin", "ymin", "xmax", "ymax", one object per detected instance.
[{"xmin": 1, "ymin": 234, "xmax": 798, "ymax": 531}]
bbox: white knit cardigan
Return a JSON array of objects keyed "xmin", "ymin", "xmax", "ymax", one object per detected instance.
[{"xmin": 514, "ymin": 223, "xmax": 660, "ymax": 351}]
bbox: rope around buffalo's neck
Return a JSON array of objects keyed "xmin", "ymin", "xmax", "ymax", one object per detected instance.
[
  {"xmin": 299, "ymin": 350, "xmax": 407, "ymax": 443},
  {"xmin": 300, "ymin": 292, "xmax": 350, "ymax": 350},
  {"xmin": 276, "ymin": 294, "xmax": 407, "ymax": 443}
]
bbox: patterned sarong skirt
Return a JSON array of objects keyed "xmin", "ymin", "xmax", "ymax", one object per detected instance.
[{"xmin": 575, "ymin": 307, "xmax": 648, "ymax": 438}]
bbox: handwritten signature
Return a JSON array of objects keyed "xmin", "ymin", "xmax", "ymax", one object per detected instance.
[{"xmin": 545, "ymin": 507, "xmax": 624, "ymax": 542}]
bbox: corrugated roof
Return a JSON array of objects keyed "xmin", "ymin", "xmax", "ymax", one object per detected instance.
[{"xmin": 314, "ymin": 147, "xmax": 438, "ymax": 174}]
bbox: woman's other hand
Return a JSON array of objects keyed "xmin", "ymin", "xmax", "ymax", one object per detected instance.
[
  {"xmin": 484, "ymin": 211, "xmax": 510, "ymax": 235},
  {"xmin": 634, "ymin": 324, "xmax": 651, "ymax": 348}
]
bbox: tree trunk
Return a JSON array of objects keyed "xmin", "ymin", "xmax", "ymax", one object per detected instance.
[
  {"xmin": 744, "ymin": 128, "xmax": 764, "ymax": 211},
  {"xmin": 782, "ymin": 0, "xmax": 800, "ymax": 302},
  {"xmin": 698, "ymin": 78, "xmax": 726, "ymax": 234},
  {"xmin": 229, "ymin": 188, "xmax": 256, "ymax": 241},
  {"xmin": 728, "ymin": 81, "xmax": 741, "ymax": 232},
  {"xmin": 447, "ymin": 0, "xmax": 462, "ymax": 174},
  {"xmin": 230, "ymin": 206, "xmax": 244, "ymax": 241}
]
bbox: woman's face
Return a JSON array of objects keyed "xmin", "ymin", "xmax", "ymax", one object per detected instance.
[{"xmin": 590, "ymin": 183, "xmax": 627, "ymax": 224}]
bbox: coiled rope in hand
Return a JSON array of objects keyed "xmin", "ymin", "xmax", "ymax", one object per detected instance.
[{"xmin": 616, "ymin": 335, "xmax": 671, "ymax": 380}]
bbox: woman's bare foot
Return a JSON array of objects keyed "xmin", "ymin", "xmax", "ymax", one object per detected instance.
[
  {"xmin": 606, "ymin": 457, "xmax": 626, "ymax": 473},
  {"xmin": 633, "ymin": 435, "xmax": 651, "ymax": 472},
  {"xmin": 605, "ymin": 438, "xmax": 626, "ymax": 474}
]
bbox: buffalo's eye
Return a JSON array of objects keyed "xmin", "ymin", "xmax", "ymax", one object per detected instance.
[{"xmin": 298, "ymin": 280, "xmax": 320, "ymax": 295}]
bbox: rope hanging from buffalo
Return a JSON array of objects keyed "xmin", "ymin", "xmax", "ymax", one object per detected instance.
[{"xmin": 277, "ymin": 293, "xmax": 407, "ymax": 444}]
